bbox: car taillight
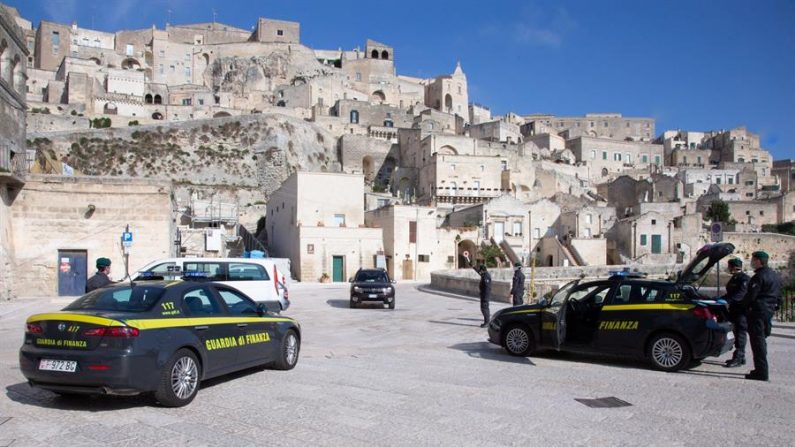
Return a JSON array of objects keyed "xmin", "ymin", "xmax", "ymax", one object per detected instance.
[
  {"xmin": 693, "ymin": 307, "xmax": 716, "ymax": 321},
  {"xmin": 83, "ymin": 327, "xmax": 139, "ymax": 337},
  {"xmin": 26, "ymin": 323, "xmax": 43, "ymax": 334}
]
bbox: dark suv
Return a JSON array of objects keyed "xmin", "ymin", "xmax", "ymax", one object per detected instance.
[{"xmin": 349, "ymin": 269, "xmax": 396, "ymax": 309}]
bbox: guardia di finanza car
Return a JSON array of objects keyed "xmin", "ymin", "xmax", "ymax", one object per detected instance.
[
  {"xmin": 20, "ymin": 279, "xmax": 301, "ymax": 407},
  {"xmin": 488, "ymin": 243, "xmax": 736, "ymax": 371}
]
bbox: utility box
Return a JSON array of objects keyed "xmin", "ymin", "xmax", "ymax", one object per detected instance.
[{"xmin": 205, "ymin": 229, "xmax": 223, "ymax": 251}]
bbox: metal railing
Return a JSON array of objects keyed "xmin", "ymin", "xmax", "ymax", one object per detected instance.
[{"xmin": 775, "ymin": 292, "xmax": 794, "ymax": 323}]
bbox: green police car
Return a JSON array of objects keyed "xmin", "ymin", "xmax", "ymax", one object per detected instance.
[
  {"xmin": 488, "ymin": 243, "xmax": 736, "ymax": 371},
  {"xmin": 19, "ymin": 277, "xmax": 301, "ymax": 407}
]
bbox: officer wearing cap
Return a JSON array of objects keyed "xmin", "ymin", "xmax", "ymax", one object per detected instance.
[
  {"xmin": 464, "ymin": 254, "xmax": 492, "ymax": 328},
  {"xmin": 509, "ymin": 262, "xmax": 525, "ymax": 306},
  {"xmin": 86, "ymin": 257, "xmax": 113, "ymax": 293},
  {"xmin": 723, "ymin": 258, "xmax": 750, "ymax": 367},
  {"xmin": 744, "ymin": 251, "xmax": 782, "ymax": 381}
]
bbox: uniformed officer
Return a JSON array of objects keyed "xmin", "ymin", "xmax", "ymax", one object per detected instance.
[
  {"xmin": 509, "ymin": 262, "xmax": 525, "ymax": 306},
  {"xmin": 723, "ymin": 258, "xmax": 750, "ymax": 368},
  {"xmin": 744, "ymin": 251, "xmax": 782, "ymax": 381},
  {"xmin": 466, "ymin": 256, "xmax": 492, "ymax": 328},
  {"xmin": 86, "ymin": 257, "xmax": 113, "ymax": 293}
]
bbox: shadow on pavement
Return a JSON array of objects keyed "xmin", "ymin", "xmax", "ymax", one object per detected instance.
[
  {"xmin": 678, "ymin": 370, "xmax": 747, "ymax": 380},
  {"xmin": 5, "ymin": 366, "xmax": 267, "ymax": 410},
  {"xmin": 448, "ymin": 342, "xmax": 535, "ymax": 365},
  {"xmin": 326, "ymin": 299, "xmax": 395, "ymax": 310},
  {"xmin": 769, "ymin": 333, "xmax": 795, "ymax": 340}
]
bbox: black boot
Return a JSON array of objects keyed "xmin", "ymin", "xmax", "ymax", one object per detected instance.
[
  {"xmin": 745, "ymin": 370, "xmax": 769, "ymax": 381},
  {"xmin": 724, "ymin": 357, "xmax": 745, "ymax": 368}
]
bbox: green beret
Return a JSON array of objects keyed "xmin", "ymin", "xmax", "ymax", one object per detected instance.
[
  {"xmin": 96, "ymin": 257, "xmax": 111, "ymax": 268},
  {"xmin": 751, "ymin": 251, "xmax": 769, "ymax": 262},
  {"xmin": 728, "ymin": 258, "xmax": 742, "ymax": 268}
]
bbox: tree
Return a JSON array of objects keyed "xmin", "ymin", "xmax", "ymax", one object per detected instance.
[
  {"xmin": 705, "ymin": 199, "xmax": 733, "ymax": 224},
  {"xmin": 479, "ymin": 245, "xmax": 504, "ymax": 268}
]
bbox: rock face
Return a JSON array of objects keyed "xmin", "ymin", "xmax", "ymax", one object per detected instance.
[
  {"xmin": 27, "ymin": 113, "xmax": 339, "ymax": 201},
  {"xmin": 208, "ymin": 47, "xmax": 333, "ymax": 97}
]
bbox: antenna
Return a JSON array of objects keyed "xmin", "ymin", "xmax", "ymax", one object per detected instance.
[{"xmin": 212, "ymin": 8, "xmax": 217, "ymax": 24}]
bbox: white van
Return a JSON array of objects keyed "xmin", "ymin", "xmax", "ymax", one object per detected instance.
[{"xmin": 132, "ymin": 257, "xmax": 290, "ymax": 312}]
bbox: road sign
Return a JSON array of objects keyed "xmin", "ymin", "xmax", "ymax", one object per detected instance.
[
  {"xmin": 122, "ymin": 231, "xmax": 133, "ymax": 248},
  {"xmin": 710, "ymin": 222, "xmax": 723, "ymax": 243},
  {"xmin": 463, "ymin": 250, "xmax": 470, "ymax": 258}
]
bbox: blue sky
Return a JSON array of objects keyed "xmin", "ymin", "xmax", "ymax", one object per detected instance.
[{"xmin": 10, "ymin": 0, "xmax": 795, "ymax": 159}]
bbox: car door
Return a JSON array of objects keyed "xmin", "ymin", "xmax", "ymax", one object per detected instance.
[
  {"xmin": 223, "ymin": 262, "xmax": 275, "ymax": 307},
  {"xmin": 562, "ymin": 281, "xmax": 614, "ymax": 349},
  {"xmin": 597, "ymin": 281, "xmax": 667, "ymax": 353},
  {"xmin": 540, "ymin": 280, "xmax": 577, "ymax": 349},
  {"xmin": 180, "ymin": 285, "xmax": 237, "ymax": 376},
  {"xmin": 213, "ymin": 285, "xmax": 275, "ymax": 367}
]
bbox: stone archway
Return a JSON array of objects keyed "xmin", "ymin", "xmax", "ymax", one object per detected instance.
[
  {"xmin": 444, "ymin": 94, "xmax": 453, "ymax": 112},
  {"xmin": 371, "ymin": 90, "xmax": 386, "ymax": 104},
  {"xmin": 371, "ymin": 49, "xmax": 379, "ymax": 59},
  {"xmin": 381, "ymin": 50, "xmax": 389, "ymax": 60},
  {"xmin": 362, "ymin": 155, "xmax": 375, "ymax": 183},
  {"xmin": 213, "ymin": 111, "xmax": 231, "ymax": 118},
  {"xmin": 121, "ymin": 58, "xmax": 141, "ymax": 70},
  {"xmin": 438, "ymin": 145, "xmax": 457, "ymax": 155}
]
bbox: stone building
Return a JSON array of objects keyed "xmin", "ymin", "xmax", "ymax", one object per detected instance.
[
  {"xmin": 424, "ymin": 62, "xmax": 468, "ymax": 120},
  {"xmin": 773, "ymin": 159, "xmax": 795, "ymax": 192},
  {"xmin": 9, "ymin": 176, "xmax": 174, "ymax": 296},
  {"xmin": 0, "ymin": 4, "xmax": 28, "ymax": 300},
  {"xmin": 266, "ymin": 172, "xmax": 384, "ymax": 282},
  {"xmin": 566, "ymin": 136, "xmax": 664, "ymax": 181},
  {"xmin": 521, "ymin": 113, "xmax": 655, "ymax": 142}
]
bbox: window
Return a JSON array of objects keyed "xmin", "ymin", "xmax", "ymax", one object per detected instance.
[
  {"xmin": 64, "ymin": 286, "xmax": 165, "ymax": 312},
  {"xmin": 198, "ymin": 99, "xmax": 204, "ymax": 105},
  {"xmin": 182, "ymin": 287, "xmax": 222, "ymax": 316},
  {"xmin": 181, "ymin": 98, "xmax": 192, "ymax": 106},
  {"xmin": 184, "ymin": 262, "xmax": 225, "ymax": 280},
  {"xmin": 534, "ymin": 228, "xmax": 541, "ymax": 238},
  {"xmin": 569, "ymin": 283, "xmax": 612, "ymax": 305},
  {"xmin": 716, "ymin": 178, "xmax": 721, "ymax": 184},
  {"xmin": 513, "ymin": 221, "xmax": 522, "ymax": 236},
  {"xmin": 409, "ymin": 221, "xmax": 417, "ymax": 243},
  {"xmin": 418, "ymin": 255, "xmax": 430, "ymax": 262},
  {"xmin": 450, "ymin": 164, "xmax": 456, "ymax": 171},
  {"xmin": 625, "ymin": 153, "xmax": 631, "ymax": 163},
  {"xmin": 614, "ymin": 153, "xmax": 622, "ymax": 162},
  {"xmin": 620, "ymin": 284, "xmax": 665, "ymax": 304},
  {"xmin": 590, "ymin": 150, "xmax": 596, "ymax": 160},
  {"xmin": 590, "ymin": 121, "xmax": 594, "ymax": 128},
  {"xmin": 126, "ymin": 44, "xmax": 134, "ymax": 56},
  {"xmin": 349, "ymin": 110, "xmax": 359, "ymax": 124},
  {"xmin": 185, "ymin": 67, "xmax": 191, "ymax": 77},
  {"xmin": 277, "ymin": 29, "xmax": 284, "ymax": 36},
  {"xmin": 218, "ymin": 289, "xmax": 257, "ymax": 315},
  {"xmin": 654, "ymin": 155, "xmax": 661, "ymax": 165},
  {"xmin": 728, "ymin": 177, "xmax": 734, "ymax": 184},
  {"xmin": 159, "ymin": 64, "xmax": 164, "ymax": 74},
  {"xmin": 604, "ymin": 122, "xmax": 608, "ymax": 128},
  {"xmin": 501, "ymin": 160, "xmax": 507, "ymax": 171},
  {"xmin": 745, "ymin": 181, "xmax": 754, "ymax": 186},
  {"xmin": 159, "ymin": 50, "xmax": 165, "ymax": 57},
  {"xmin": 307, "ymin": 244, "xmax": 314, "ymax": 254},
  {"xmin": 642, "ymin": 154, "xmax": 648, "ymax": 163},
  {"xmin": 170, "ymin": 65, "xmax": 175, "ymax": 73},
  {"xmin": 51, "ymin": 31, "xmax": 60, "ymax": 46},
  {"xmin": 355, "ymin": 72, "xmax": 362, "ymax": 81},
  {"xmin": 586, "ymin": 214, "xmax": 593, "ymax": 224},
  {"xmin": 227, "ymin": 263, "xmax": 268, "ymax": 281},
  {"xmin": 583, "ymin": 228, "xmax": 592, "ymax": 238},
  {"xmin": 333, "ymin": 214, "xmax": 346, "ymax": 227},
  {"xmin": 602, "ymin": 151, "xmax": 608, "ymax": 160},
  {"xmin": 473, "ymin": 181, "xmax": 480, "ymax": 194},
  {"xmin": 651, "ymin": 219, "xmax": 657, "ymax": 225},
  {"xmin": 640, "ymin": 234, "xmax": 647, "ymax": 246},
  {"xmin": 760, "ymin": 210, "xmax": 764, "ymax": 216}
]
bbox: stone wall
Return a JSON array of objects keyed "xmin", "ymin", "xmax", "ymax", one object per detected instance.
[
  {"xmin": 10, "ymin": 175, "xmax": 174, "ymax": 297},
  {"xmin": 430, "ymin": 263, "xmax": 683, "ymax": 303},
  {"xmin": 27, "ymin": 113, "xmax": 90, "ymax": 133}
]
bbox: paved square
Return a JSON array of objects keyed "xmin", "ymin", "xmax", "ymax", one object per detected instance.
[{"xmin": 1, "ymin": 283, "xmax": 794, "ymax": 446}]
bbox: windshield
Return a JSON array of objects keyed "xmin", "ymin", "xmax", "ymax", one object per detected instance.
[
  {"xmin": 355, "ymin": 270, "xmax": 389, "ymax": 283},
  {"xmin": 64, "ymin": 286, "xmax": 166, "ymax": 313},
  {"xmin": 549, "ymin": 280, "xmax": 578, "ymax": 307}
]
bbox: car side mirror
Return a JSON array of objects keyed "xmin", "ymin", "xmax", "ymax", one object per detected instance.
[
  {"xmin": 256, "ymin": 303, "xmax": 268, "ymax": 316},
  {"xmin": 391, "ymin": 280, "xmax": 396, "ymax": 284},
  {"xmin": 538, "ymin": 298, "xmax": 548, "ymax": 307},
  {"xmin": 348, "ymin": 277, "xmax": 353, "ymax": 283}
]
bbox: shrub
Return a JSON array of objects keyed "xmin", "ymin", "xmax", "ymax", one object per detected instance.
[{"xmin": 128, "ymin": 120, "xmax": 139, "ymax": 126}]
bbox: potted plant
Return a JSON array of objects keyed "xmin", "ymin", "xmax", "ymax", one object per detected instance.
[{"xmin": 320, "ymin": 273, "xmax": 331, "ymax": 283}]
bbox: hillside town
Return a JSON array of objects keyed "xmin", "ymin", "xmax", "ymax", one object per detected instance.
[{"xmin": 0, "ymin": 4, "xmax": 793, "ymax": 298}]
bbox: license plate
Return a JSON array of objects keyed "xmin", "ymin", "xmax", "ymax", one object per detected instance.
[
  {"xmin": 39, "ymin": 359, "xmax": 77, "ymax": 372},
  {"xmin": 368, "ymin": 294, "xmax": 378, "ymax": 298}
]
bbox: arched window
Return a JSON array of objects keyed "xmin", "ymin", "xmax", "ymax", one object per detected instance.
[
  {"xmin": 381, "ymin": 50, "xmax": 389, "ymax": 60},
  {"xmin": 144, "ymin": 94, "xmax": 153, "ymax": 104},
  {"xmin": 151, "ymin": 112, "xmax": 163, "ymax": 120},
  {"xmin": 383, "ymin": 119, "xmax": 393, "ymax": 128},
  {"xmin": 153, "ymin": 94, "xmax": 162, "ymax": 104},
  {"xmin": 371, "ymin": 49, "xmax": 379, "ymax": 59},
  {"xmin": 276, "ymin": 100, "xmax": 286, "ymax": 107},
  {"xmin": 371, "ymin": 90, "xmax": 385, "ymax": 104},
  {"xmin": 350, "ymin": 110, "xmax": 359, "ymax": 124},
  {"xmin": 444, "ymin": 94, "xmax": 453, "ymax": 112},
  {"xmin": 104, "ymin": 103, "xmax": 118, "ymax": 115}
]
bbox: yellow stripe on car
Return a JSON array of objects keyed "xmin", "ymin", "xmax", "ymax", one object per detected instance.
[
  {"xmin": 602, "ymin": 304, "xmax": 695, "ymax": 311},
  {"xmin": 504, "ymin": 309, "xmax": 543, "ymax": 315},
  {"xmin": 123, "ymin": 316, "xmax": 294, "ymax": 330},
  {"xmin": 26, "ymin": 313, "xmax": 125, "ymax": 326}
]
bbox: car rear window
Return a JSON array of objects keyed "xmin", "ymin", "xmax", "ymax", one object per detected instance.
[
  {"xmin": 64, "ymin": 286, "xmax": 166, "ymax": 312},
  {"xmin": 355, "ymin": 270, "xmax": 388, "ymax": 283}
]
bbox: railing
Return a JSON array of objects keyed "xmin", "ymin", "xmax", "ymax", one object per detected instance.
[{"xmin": 775, "ymin": 292, "xmax": 794, "ymax": 323}]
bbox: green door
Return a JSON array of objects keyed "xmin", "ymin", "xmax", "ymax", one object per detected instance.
[
  {"xmin": 651, "ymin": 235, "xmax": 662, "ymax": 254},
  {"xmin": 332, "ymin": 256, "xmax": 344, "ymax": 282}
]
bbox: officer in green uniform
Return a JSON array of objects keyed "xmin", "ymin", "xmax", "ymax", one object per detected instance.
[{"xmin": 86, "ymin": 257, "xmax": 113, "ymax": 293}]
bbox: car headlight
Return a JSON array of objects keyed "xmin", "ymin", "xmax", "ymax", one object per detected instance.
[
  {"xmin": 353, "ymin": 286, "xmax": 362, "ymax": 292},
  {"xmin": 382, "ymin": 287, "xmax": 391, "ymax": 294}
]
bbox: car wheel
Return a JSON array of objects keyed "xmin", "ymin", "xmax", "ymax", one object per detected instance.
[
  {"xmin": 647, "ymin": 333, "xmax": 691, "ymax": 372},
  {"xmin": 388, "ymin": 300, "xmax": 395, "ymax": 310},
  {"xmin": 272, "ymin": 329, "xmax": 300, "ymax": 370},
  {"xmin": 503, "ymin": 325, "xmax": 534, "ymax": 356},
  {"xmin": 154, "ymin": 349, "xmax": 201, "ymax": 407},
  {"xmin": 349, "ymin": 299, "xmax": 357, "ymax": 309}
]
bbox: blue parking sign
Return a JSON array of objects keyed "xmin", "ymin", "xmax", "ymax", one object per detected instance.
[{"xmin": 123, "ymin": 232, "xmax": 133, "ymax": 245}]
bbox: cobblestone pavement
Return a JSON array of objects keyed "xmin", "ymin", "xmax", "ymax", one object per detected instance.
[{"xmin": 1, "ymin": 283, "xmax": 794, "ymax": 446}]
